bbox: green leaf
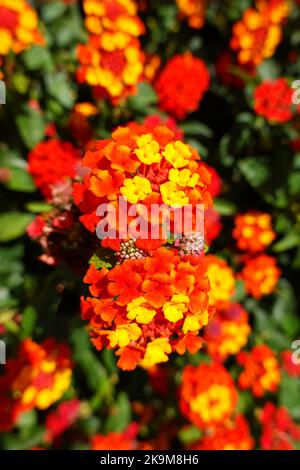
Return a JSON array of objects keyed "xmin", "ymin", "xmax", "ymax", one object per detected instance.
[
  {"xmin": 238, "ymin": 157, "xmax": 270, "ymax": 188},
  {"xmin": 178, "ymin": 426, "xmax": 202, "ymax": 445},
  {"xmin": 279, "ymin": 374, "xmax": 300, "ymax": 419},
  {"xmin": 16, "ymin": 109, "xmax": 45, "ymax": 149},
  {"xmin": 257, "ymin": 60, "xmax": 280, "ymax": 80},
  {"xmin": 0, "ymin": 212, "xmax": 34, "ymax": 242},
  {"xmin": 104, "ymin": 392, "xmax": 132, "ymax": 433},
  {"xmin": 128, "ymin": 82, "xmax": 157, "ymax": 112},
  {"xmin": 180, "ymin": 121, "xmax": 213, "ymax": 138},
  {"xmin": 51, "ymin": 6, "xmax": 86, "ymax": 46},
  {"xmin": 236, "ymin": 391, "xmax": 255, "ymax": 414},
  {"xmin": 89, "ymin": 254, "xmax": 112, "ymax": 270},
  {"xmin": 2, "ymin": 427, "xmax": 44, "ymax": 450},
  {"xmin": 71, "ymin": 328, "xmax": 110, "ymax": 394},
  {"xmin": 22, "ymin": 46, "xmax": 53, "ymax": 71},
  {"xmin": 4, "ymin": 167, "xmax": 36, "ymax": 193},
  {"xmin": 21, "ymin": 306, "xmax": 37, "ymax": 337},
  {"xmin": 41, "ymin": 2, "xmax": 67, "ymax": 22},
  {"xmin": 288, "ymin": 172, "xmax": 300, "ymax": 197},
  {"xmin": 272, "ymin": 279, "xmax": 299, "ymax": 336},
  {"xmin": 26, "ymin": 201, "xmax": 53, "ymax": 213},
  {"xmin": 273, "ymin": 226, "xmax": 300, "ymax": 252},
  {"xmin": 16, "ymin": 410, "xmax": 37, "ymax": 431},
  {"xmin": 45, "ymin": 72, "xmax": 76, "ymax": 109},
  {"xmin": 214, "ymin": 198, "xmax": 237, "ymax": 216}
]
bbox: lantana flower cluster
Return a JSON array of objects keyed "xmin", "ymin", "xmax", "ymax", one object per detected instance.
[
  {"xmin": 0, "ymin": 339, "xmax": 72, "ymax": 432},
  {"xmin": 0, "ymin": 0, "xmax": 44, "ymax": 57},
  {"xmin": 190, "ymin": 415, "xmax": 254, "ymax": 450},
  {"xmin": 260, "ymin": 402, "xmax": 300, "ymax": 450},
  {"xmin": 237, "ymin": 344, "xmax": 281, "ymax": 397},
  {"xmin": 76, "ymin": 0, "xmax": 145, "ymax": 102},
  {"xmin": 155, "ymin": 53, "xmax": 210, "ymax": 120},
  {"xmin": 28, "ymin": 139, "xmax": 81, "ymax": 200},
  {"xmin": 74, "ymin": 124, "xmax": 213, "ymax": 250},
  {"xmin": 204, "ymin": 302, "xmax": 251, "ymax": 361},
  {"xmin": 253, "ymin": 78, "xmax": 296, "ymax": 123},
  {"xmin": 176, "ymin": 0, "xmax": 207, "ymax": 29},
  {"xmin": 232, "ymin": 210, "xmax": 280, "ymax": 299},
  {"xmin": 75, "ymin": 125, "xmax": 216, "ymax": 370},
  {"xmin": 82, "ymin": 247, "xmax": 212, "ymax": 370},
  {"xmin": 179, "ymin": 363, "xmax": 238, "ymax": 429},
  {"xmin": 230, "ymin": 0, "xmax": 290, "ymax": 66},
  {"xmin": 233, "ymin": 211, "xmax": 276, "ymax": 253},
  {"xmin": 240, "ymin": 254, "xmax": 281, "ymax": 299}
]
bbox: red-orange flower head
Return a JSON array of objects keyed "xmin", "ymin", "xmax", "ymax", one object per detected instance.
[
  {"xmin": 83, "ymin": 0, "xmax": 144, "ymax": 37},
  {"xmin": 0, "ymin": 0, "xmax": 44, "ymax": 56},
  {"xmin": 206, "ymin": 255, "xmax": 236, "ymax": 307},
  {"xmin": 176, "ymin": 0, "xmax": 207, "ymax": 29},
  {"xmin": 237, "ymin": 344, "xmax": 281, "ymax": 397},
  {"xmin": 190, "ymin": 415, "xmax": 254, "ymax": 450},
  {"xmin": 281, "ymin": 350, "xmax": 300, "ymax": 377},
  {"xmin": 260, "ymin": 402, "xmax": 300, "ymax": 450},
  {"xmin": 81, "ymin": 247, "xmax": 212, "ymax": 370},
  {"xmin": 240, "ymin": 254, "xmax": 281, "ymax": 299},
  {"xmin": 45, "ymin": 399, "xmax": 81, "ymax": 443},
  {"xmin": 91, "ymin": 423, "xmax": 139, "ymax": 450},
  {"xmin": 256, "ymin": 0, "xmax": 291, "ymax": 24},
  {"xmin": 230, "ymin": 0, "xmax": 290, "ymax": 67},
  {"xmin": 155, "ymin": 53, "xmax": 210, "ymax": 120},
  {"xmin": 28, "ymin": 139, "xmax": 81, "ymax": 200},
  {"xmin": 77, "ymin": 0, "xmax": 145, "ymax": 103},
  {"xmin": 233, "ymin": 211, "xmax": 276, "ymax": 253},
  {"xmin": 204, "ymin": 302, "xmax": 251, "ymax": 361},
  {"xmin": 0, "ymin": 339, "xmax": 72, "ymax": 430},
  {"xmin": 254, "ymin": 78, "xmax": 294, "ymax": 123},
  {"xmin": 73, "ymin": 125, "xmax": 213, "ymax": 251},
  {"xmin": 179, "ymin": 363, "xmax": 238, "ymax": 429},
  {"xmin": 127, "ymin": 114, "xmax": 184, "ymax": 140}
]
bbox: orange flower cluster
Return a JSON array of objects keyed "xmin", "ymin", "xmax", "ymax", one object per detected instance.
[
  {"xmin": 233, "ymin": 211, "xmax": 276, "ymax": 253},
  {"xmin": 73, "ymin": 125, "xmax": 212, "ymax": 249},
  {"xmin": 0, "ymin": 339, "xmax": 72, "ymax": 431},
  {"xmin": 237, "ymin": 345, "xmax": 281, "ymax": 397},
  {"xmin": 91, "ymin": 423, "xmax": 139, "ymax": 450},
  {"xmin": 176, "ymin": 0, "xmax": 207, "ymax": 29},
  {"xmin": 82, "ymin": 247, "xmax": 211, "ymax": 370},
  {"xmin": 45, "ymin": 399, "xmax": 81, "ymax": 443},
  {"xmin": 179, "ymin": 363, "xmax": 238, "ymax": 428},
  {"xmin": 254, "ymin": 78, "xmax": 294, "ymax": 123},
  {"xmin": 155, "ymin": 53, "xmax": 210, "ymax": 120},
  {"xmin": 0, "ymin": 0, "xmax": 44, "ymax": 57},
  {"xmin": 240, "ymin": 254, "xmax": 281, "ymax": 299},
  {"xmin": 128, "ymin": 114, "xmax": 184, "ymax": 140},
  {"xmin": 76, "ymin": 0, "xmax": 145, "ymax": 103},
  {"xmin": 206, "ymin": 255, "xmax": 235, "ymax": 306},
  {"xmin": 92, "ymin": 432, "xmax": 135, "ymax": 450},
  {"xmin": 28, "ymin": 139, "xmax": 81, "ymax": 200},
  {"xmin": 260, "ymin": 402, "xmax": 300, "ymax": 450},
  {"xmin": 204, "ymin": 302, "xmax": 251, "ymax": 361},
  {"xmin": 281, "ymin": 350, "xmax": 300, "ymax": 377},
  {"xmin": 230, "ymin": 0, "xmax": 290, "ymax": 66},
  {"xmin": 190, "ymin": 415, "xmax": 254, "ymax": 450}
]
